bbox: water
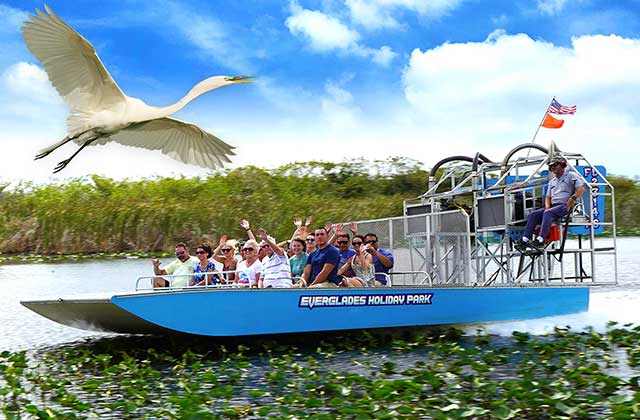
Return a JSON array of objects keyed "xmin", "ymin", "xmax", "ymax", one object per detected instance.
[{"xmin": 1, "ymin": 238, "xmax": 639, "ymax": 351}]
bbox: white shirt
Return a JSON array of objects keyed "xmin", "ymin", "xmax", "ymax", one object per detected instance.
[
  {"xmin": 236, "ymin": 259, "xmax": 262, "ymax": 287},
  {"xmin": 261, "ymin": 253, "xmax": 292, "ymax": 288}
]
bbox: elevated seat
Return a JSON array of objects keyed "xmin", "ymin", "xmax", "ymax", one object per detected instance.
[{"xmin": 516, "ymin": 206, "xmax": 578, "ymax": 280}]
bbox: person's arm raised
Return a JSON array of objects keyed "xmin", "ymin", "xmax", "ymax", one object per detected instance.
[
  {"xmin": 259, "ymin": 228, "xmax": 285, "ymax": 256},
  {"xmin": 240, "ymin": 219, "xmax": 256, "ymax": 241}
]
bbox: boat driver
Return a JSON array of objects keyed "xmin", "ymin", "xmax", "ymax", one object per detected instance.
[{"xmin": 518, "ymin": 157, "xmax": 585, "ymax": 250}]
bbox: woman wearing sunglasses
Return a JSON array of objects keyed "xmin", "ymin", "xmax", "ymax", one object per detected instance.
[
  {"xmin": 236, "ymin": 240, "xmax": 262, "ymax": 287},
  {"xmin": 193, "ymin": 243, "xmax": 220, "ymax": 286},
  {"xmin": 337, "ymin": 235, "xmax": 375, "ymax": 287},
  {"xmin": 212, "ymin": 235, "xmax": 238, "ymax": 283},
  {"xmin": 305, "ymin": 234, "xmax": 317, "ymax": 253}
]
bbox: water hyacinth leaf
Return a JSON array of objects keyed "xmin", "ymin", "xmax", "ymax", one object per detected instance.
[
  {"xmin": 460, "ymin": 406, "xmax": 490, "ymax": 417},
  {"xmin": 608, "ymin": 394, "xmax": 634, "ymax": 404},
  {"xmin": 492, "ymin": 406, "xmax": 516, "ymax": 419},
  {"xmin": 246, "ymin": 389, "xmax": 266, "ymax": 398},
  {"xmin": 257, "ymin": 406, "xmax": 272, "ymax": 416},
  {"xmin": 440, "ymin": 403, "xmax": 460, "ymax": 411},
  {"xmin": 555, "ymin": 402, "xmax": 577, "ymax": 415}
]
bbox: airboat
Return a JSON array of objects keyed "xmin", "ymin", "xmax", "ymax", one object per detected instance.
[{"xmin": 22, "ymin": 142, "xmax": 617, "ymax": 336}]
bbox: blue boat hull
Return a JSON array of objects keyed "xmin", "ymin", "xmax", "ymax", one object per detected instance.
[{"xmin": 101, "ymin": 286, "xmax": 588, "ymax": 336}]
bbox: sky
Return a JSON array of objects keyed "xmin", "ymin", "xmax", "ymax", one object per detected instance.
[{"xmin": 0, "ymin": 0, "xmax": 639, "ymax": 183}]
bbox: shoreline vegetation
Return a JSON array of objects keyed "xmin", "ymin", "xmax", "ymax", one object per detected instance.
[{"xmin": 1, "ymin": 158, "xmax": 639, "ymax": 262}]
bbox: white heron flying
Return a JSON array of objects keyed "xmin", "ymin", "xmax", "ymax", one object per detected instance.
[{"xmin": 21, "ymin": 5, "xmax": 254, "ymax": 173}]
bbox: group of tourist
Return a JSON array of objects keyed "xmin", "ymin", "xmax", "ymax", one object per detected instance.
[{"xmin": 150, "ymin": 217, "xmax": 394, "ymax": 289}]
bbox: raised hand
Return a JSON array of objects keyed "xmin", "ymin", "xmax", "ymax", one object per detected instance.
[
  {"xmin": 240, "ymin": 219, "xmax": 250, "ymax": 230},
  {"xmin": 305, "ymin": 216, "xmax": 313, "ymax": 227},
  {"xmin": 324, "ymin": 222, "xmax": 333, "ymax": 232},
  {"xmin": 294, "ymin": 218, "xmax": 302, "ymax": 228},
  {"xmin": 218, "ymin": 234, "xmax": 227, "ymax": 246},
  {"xmin": 335, "ymin": 223, "xmax": 345, "ymax": 233},
  {"xmin": 348, "ymin": 222, "xmax": 358, "ymax": 234},
  {"xmin": 258, "ymin": 228, "xmax": 269, "ymax": 240},
  {"xmin": 152, "ymin": 258, "xmax": 161, "ymax": 267}
]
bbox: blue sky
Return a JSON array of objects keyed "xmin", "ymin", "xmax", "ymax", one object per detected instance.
[{"xmin": 1, "ymin": 0, "xmax": 639, "ymax": 182}]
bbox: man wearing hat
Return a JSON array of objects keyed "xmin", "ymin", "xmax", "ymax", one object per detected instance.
[{"xmin": 518, "ymin": 157, "xmax": 585, "ymax": 249}]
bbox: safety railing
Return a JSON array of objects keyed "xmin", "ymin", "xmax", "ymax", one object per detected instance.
[{"xmin": 136, "ymin": 269, "xmax": 437, "ymax": 291}]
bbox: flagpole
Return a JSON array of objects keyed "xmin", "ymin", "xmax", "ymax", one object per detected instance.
[{"xmin": 531, "ymin": 96, "xmax": 555, "ymax": 144}]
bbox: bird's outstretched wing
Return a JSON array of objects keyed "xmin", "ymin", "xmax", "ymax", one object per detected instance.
[
  {"xmin": 21, "ymin": 5, "xmax": 125, "ymax": 114},
  {"xmin": 104, "ymin": 118, "xmax": 236, "ymax": 169}
]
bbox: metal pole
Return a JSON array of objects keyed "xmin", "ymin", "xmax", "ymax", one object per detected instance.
[{"xmin": 531, "ymin": 97, "xmax": 555, "ymax": 144}]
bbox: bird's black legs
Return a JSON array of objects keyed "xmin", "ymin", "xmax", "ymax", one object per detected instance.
[
  {"xmin": 53, "ymin": 139, "xmax": 95, "ymax": 173},
  {"xmin": 35, "ymin": 136, "xmax": 72, "ymax": 160}
]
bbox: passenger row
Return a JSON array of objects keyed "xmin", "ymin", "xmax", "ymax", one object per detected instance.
[{"xmin": 150, "ymin": 217, "xmax": 394, "ymax": 289}]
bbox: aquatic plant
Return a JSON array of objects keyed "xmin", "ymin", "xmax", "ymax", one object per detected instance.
[{"xmin": 0, "ymin": 324, "xmax": 638, "ymax": 418}]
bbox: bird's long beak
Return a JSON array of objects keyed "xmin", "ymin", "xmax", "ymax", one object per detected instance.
[{"xmin": 225, "ymin": 75, "xmax": 256, "ymax": 84}]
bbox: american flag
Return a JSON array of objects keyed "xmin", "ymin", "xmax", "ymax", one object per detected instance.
[{"xmin": 547, "ymin": 98, "xmax": 576, "ymax": 115}]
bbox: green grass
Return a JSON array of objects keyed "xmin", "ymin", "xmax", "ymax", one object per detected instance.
[
  {"xmin": 0, "ymin": 159, "xmax": 427, "ymax": 256},
  {"xmin": 1, "ymin": 159, "xmax": 639, "ymax": 257}
]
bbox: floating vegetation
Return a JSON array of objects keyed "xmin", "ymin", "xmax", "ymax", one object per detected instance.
[{"xmin": 1, "ymin": 323, "xmax": 639, "ymax": 419}]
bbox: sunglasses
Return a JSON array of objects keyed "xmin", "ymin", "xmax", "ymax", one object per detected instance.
[
  {"xmin": 195, "ymin": 250, "xmax": 206, "ymax": 255},
  {"xmin": 352, "ymin": 241, "xmax": 363, "ymax": 246},
  {"xmin": 365, "ymin": 240, "xmax": 378, "ymax": 244},
  {"xmin": 337, "ymin": 240, "xmax": 349, "ymax": 245},
  {"xmin": 175, "ymin": 251, "xmax": 185, "ymax": 257},
  {"xmin": 306, "ymin": 238, "xmax": 315, "ymax": 242},
  {"xmin": 243, "ymin": 247, "xmax": 255, "ymax": 252},
  {"xmin": 221, "ymin": 248, "xmax": 232, "ymax": 253}
]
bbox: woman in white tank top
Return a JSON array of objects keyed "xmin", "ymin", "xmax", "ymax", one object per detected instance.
[{"xmin": 338, "ymin": 235, "xmax": 375, "ymax": 287}]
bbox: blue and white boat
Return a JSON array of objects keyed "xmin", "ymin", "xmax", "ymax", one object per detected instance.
[{"xmin": 22, "ymin": 142, "xmax": 617, "ymax": 336}]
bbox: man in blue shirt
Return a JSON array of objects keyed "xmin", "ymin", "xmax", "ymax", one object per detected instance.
[
  {"xmin": 519, "ymin": 157, "xmax": 585, "ymax": 250},
  {"xmin": 363, "ymin": 233, "xmax": 394, "ymax": 286},
  {"xmin": 301, "ymin": 228, "xmax": 341, "ymax": 288},
  {"xmin": 335, "ymin": 232, "xmax": 356, "ymax": 277}
]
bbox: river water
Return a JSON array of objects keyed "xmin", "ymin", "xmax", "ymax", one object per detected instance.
[{"xmin": 1, "ymin": 238, "xmax": 639, "ymax": 351}]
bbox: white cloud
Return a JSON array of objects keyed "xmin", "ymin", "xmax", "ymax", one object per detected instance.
[
  {"xmin": 346, "ymin": 0, "xmax": 464, "ymax": 29},
  {"xmin": 0, "ymin": 62, "xmax": 66, "ymax": 130},
  {"xmin": 402, "ymin": 32, "xmax": 640, "ymax": 174},
  {"xmin": 160, "ymin": 4, "xmax": 253, "ymax": 73},
  {"xmin": 285, "ymin": 2, "xmax": 360, "ymax": 51},
  {"xmin": 2, "ymin": 62, "xmax": 62, "ymax": 105},
  {"xmin": 369, "ymin": 45, "xmax": 397, "ymax": 66},
  {"xmin": 345, "ymin": 0, "xmax": 402, "ymax": 30},
  {"xmin": 285, "ymin": 2, "xmax": 396, "ymax": 66},
  {"xmin": 0, "ymin": 4, "xmax": 28, "ymax": 33},
  {"xmin": 321, "ymin": 78, "xmax": 361, "ymax": 130},
  {"xmin": 536, "ymin": 0, "xmax": 569, "ymax": 16}
]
